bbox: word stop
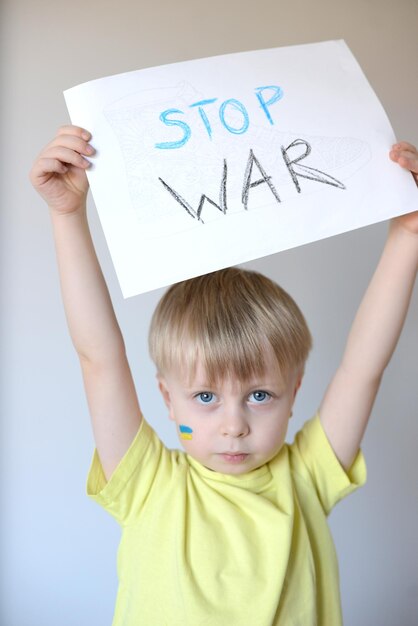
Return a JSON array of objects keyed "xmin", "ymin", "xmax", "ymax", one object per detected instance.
[{"xmin": 155, "ymin": 86, "xmax": 284, "ymax": 149}]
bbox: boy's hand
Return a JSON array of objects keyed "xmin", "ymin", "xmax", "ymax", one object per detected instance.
[
  {"xmin": 390, "ymin": 141, "xmax": 418, "ymax": 185},
  {"xmin": 30, "ymin": 125, "xmax": 94, "ymax": 214},
  {"xmin": 389, "ymin": 141, "xmax": 418, "ymax": 235}
]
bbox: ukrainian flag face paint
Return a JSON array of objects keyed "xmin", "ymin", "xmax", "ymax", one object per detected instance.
[{"xmin": 179, "ymin": 425, "xmax": 193, "ymax": 440}]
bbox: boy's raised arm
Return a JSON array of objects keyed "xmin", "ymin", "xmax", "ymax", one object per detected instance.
[
  {"xmin": 30, "ymin": 126, "xmax": 142, "ymax": 480},
  {"xmin": 319, "ymin": 142, "xmax": 418, "ymax": 471}
]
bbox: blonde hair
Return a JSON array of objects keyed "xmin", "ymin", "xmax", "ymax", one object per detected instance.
[{"xmin": 149, "ymin": 267, "xmax": 312, "ymax": 383}]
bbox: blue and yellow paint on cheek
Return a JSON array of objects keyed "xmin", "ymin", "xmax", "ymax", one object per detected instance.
[{"xmin": 179, "ymin": 425, "xmax": 193, "ymax": 440}]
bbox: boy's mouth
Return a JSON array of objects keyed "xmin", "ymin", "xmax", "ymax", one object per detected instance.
[{"xmin": 219, "ymin": 453, "xmax": 249, "ymax": 463}]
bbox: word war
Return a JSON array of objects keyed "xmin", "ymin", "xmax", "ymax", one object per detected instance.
[
  {"xmin": 159, "ymin": 139, "xmax": 346, "ymax": 223},
  {"xmin": 155, "ymin": 86, "xmax": 284, "ymax": 149}
]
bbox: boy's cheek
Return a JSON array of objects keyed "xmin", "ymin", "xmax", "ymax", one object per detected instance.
[
  {"xmin": 180, "ymin": 430, "xmax": 212, "ymax": 459},
  {"xmin": 178, "ymin": 423, "xmax": 194, "ymax": 441}
]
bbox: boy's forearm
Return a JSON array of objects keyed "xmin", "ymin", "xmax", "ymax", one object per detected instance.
[
  {"xmin": 50, "ymin": 205, "xmax": 125, "ymax": 363},
  {"xmin": 341, "ymin": 221, "xmax": 418, "ymax": 381},
  {"xmin": 319, "ymin": 220, "xmax": 418, "ymax": 470},
  {"xmin": 320, "ymin": 144, "xmax": 418, "ymax": 469}
]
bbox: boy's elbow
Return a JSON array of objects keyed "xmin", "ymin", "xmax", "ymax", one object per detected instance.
[
  {"xmin": 340, "ymin": 358, "xmax": 384, "ymax": 390},
  {"xmin": 77, "ymin": 336, "xmax": 128, "ymax": 369}
]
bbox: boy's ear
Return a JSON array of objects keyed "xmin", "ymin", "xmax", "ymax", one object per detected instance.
[
  {"xmin": 157, "ymin": 375, "xmax": 171, "ymax": 407},
  {"xmin": 157, "ymin": 375, "xmax": 175, "ymax": 420},
  {"xmin": 293, "ymin": 371, "xmax": 304, "ymax": 400}
]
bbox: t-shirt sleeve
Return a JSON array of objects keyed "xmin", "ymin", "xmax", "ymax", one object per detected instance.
[
  {"xmin": 289, "ymin": 413, "xmax": 367, "ymax": 515},
  {"xmin": 86, "ymin": 416, "xmax": 179, "ymax": 525}
]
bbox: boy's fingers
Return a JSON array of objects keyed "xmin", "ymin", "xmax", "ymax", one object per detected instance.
[
  {"xmin": 390, "ymin": 148, "xmax": 418, "ymax": 173},
  {"xmin": 57, "ymin": 125, "xmax": 91, "ymax": 140},
  {"xmin": 390, "ymin": 148, "xmax": 418, "ymax": 160},
  {"xmin": 397, "ymin": 154, "xmax": 418, "ymax": 174},
  {"xmin": 38, "ymin": 146, "xmax": 91, "ymax": 171},
  {"xmin": 34, "ymin": 157, "xmax": 69, "ymax": 179},
  {"xmin": 47, "ymin": 133, "xmax": 95, "ymax": 156},
  {"xmin": 391, "ymin": 141, "xmax": 417, "ymax": 153}
]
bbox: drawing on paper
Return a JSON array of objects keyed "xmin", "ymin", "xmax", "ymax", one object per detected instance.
[{"xmin": 104, "ymin": 82, "xmax": 371, "ymax": 228}]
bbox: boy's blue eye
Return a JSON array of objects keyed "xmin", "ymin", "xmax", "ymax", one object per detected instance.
[
  {"xmin": 249, "ymin": 390, "xmax": 270, "ymax": 403},
  {"xmin": 196, "ymin": 392, "xmax": 215, "ymax": 404}
]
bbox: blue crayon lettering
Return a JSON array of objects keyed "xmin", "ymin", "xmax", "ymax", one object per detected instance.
[
  {"xmin": 219, "ymin": 99, "xmax": 249, "ymax": 135},
  {"xmin": 155, "ymin": 87, "xmax": 285, "ymax": 149},
  {"xmin": 189, "ymin": 98, "xmax": 218, "ymax": 139},
  {"xmin": 255, "ymin": 86, "xmax": 284, "ymax": 125},
  {"xmin": 155, "ymin": 109, "xmax": 191, "ymax": 150}
]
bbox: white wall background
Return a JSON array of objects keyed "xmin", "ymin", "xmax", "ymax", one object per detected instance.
[{"xmin": 1, "ymin": 1, "xmax": 417, "ymax": 624}]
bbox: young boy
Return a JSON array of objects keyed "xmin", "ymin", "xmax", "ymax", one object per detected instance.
[{"xmin": 31, "ymin": 128, "xmax": 418, "ymax": 625}]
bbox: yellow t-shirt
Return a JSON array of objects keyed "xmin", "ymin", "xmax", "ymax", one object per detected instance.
[{"xmin": 87, "ymin": 414, "xmax": 366, "ymax": 626}]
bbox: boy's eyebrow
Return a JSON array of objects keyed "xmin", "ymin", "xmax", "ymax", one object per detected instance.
[
  {"xmin": 184, "ymin": 377, "xmax": 286, "ymax": 391},
  {"xmin": 183, "ymin": 381, "xmax": 214, "ymax": 390},
  {"xmin": 246, "ymin": 379, "xmax": 286, "ymax": 391}
]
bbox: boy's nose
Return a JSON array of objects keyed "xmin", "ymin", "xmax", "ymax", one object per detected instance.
[{"xmin": 220, "ymin": 409, "xmax": 250, "ymax": 438}]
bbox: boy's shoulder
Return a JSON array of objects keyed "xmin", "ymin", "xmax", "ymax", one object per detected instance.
[
  {"xmin": 285, "ymin": 414, "xmax": 367, "ymax": 515},
  {"xmin": 86, "ymin": 416, "xmax": 185, "ymax": 510}
]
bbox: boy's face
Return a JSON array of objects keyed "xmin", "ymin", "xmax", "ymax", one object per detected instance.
[{"xmin": 158, "ymin": 348, "xmax": 302, "ymax": 475}]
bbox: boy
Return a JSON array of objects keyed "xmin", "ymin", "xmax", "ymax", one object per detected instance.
[{"xmin": 30, "ymin": 127, "xmax": 418, "ymax": 625}]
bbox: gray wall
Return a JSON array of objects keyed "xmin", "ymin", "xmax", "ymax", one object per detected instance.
[{"xmin": 1, "ymin": 1, "xmax": 417, "ymax": 624}]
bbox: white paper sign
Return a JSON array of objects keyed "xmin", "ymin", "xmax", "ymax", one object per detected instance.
[{"xmin": 64, "ymin": 40, "xmax": 417, "ymax": 297}]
